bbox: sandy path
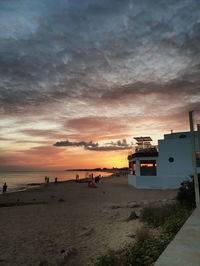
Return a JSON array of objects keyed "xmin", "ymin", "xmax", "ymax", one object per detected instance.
[{"xmin": 0, "ymin": 175, "xmax": 177, "ymax": 266}]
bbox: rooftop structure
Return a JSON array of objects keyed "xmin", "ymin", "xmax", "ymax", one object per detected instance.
[{"xmin": 128, "ymin": 131, "xmax": 200, "ymax": 189}]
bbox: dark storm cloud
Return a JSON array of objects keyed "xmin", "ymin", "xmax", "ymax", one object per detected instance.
[
  {"xmin": 87, "ymin": 139, "xmax": 132, "ymax": 151},
  {"xmin": 0, "ymin": 0, "xmax": 200, "ymax": 114},
  {"xmin": 53, "ymin": 138, "xmax": 132, "ymax": 151},
  {"xmin": 86, "ymin": 145, "xmax": 131, "ymax": 151},
  {"xmin": 106, "ymin": 139, "xmax": 130, "ymax": 147},
  {"xmin": 53, "ymin": 140, "xmax": 98, "ymax": 148}
]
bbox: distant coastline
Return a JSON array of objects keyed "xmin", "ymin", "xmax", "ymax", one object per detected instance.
[{"xmin": 65, "ymin": 167, "xmax": 129, "ymax": 173}]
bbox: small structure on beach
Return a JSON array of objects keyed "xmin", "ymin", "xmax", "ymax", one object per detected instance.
[{"xmin": 128, "ymin": 131, "xmax": 200, "ymax": 189}]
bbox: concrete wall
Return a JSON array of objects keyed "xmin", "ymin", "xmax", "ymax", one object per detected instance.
[
  {"xmin": 128, "ymin": 174, "xmax": 162, "ymax": 189},
  {"xmin": 128, "ymin": 174, "xmax": 190, "ymax": 189},
  {"xmin": 157, "ymin": 137, "xmax": 193, "ymax": 178},
  {"xmin": 160, "ymin": 175, "xmax": 190, "ymax": 189},
  {"xmin": 135, "ymin": 175, "xmax": 162, "ymax": 189},
  {"xmin": 156, "ymin": 133, "xmax": 200, "ymax": 188},
  {"xmin": 128, "ymin": 174, "xmax": 136, "ymax": 187}
]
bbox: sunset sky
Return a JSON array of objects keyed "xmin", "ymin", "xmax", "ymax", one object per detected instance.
[{"xmin": 0, "ymin": 0, "xmax": 200, "ymax": 171}]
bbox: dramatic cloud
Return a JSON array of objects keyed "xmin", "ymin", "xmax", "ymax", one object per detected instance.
[
  {"xmin": 86, "ymin": 139, "xmax": 132, "ymax": 151},
  {"xmin": 0, "ymin": 0, "xmax": 200, "ymax": 114},
  {"xmin": 54, "ymin": 138, "xmax": 132, "ymax": 151},
  {"xmin": 0, "ymin": 0, "xmax": 200, "ymax": 169},
  {"xmin": 54, "ymin": 140, "xmax": 98, "ymax": 148}
]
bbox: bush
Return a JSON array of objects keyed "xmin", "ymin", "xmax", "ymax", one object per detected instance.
[
  {"xmin": 135, "ymin": 227, "xmax": 151, "ymax": 242},
  {"xmin": 92, "ymin": 250, "xmax": 120, "ymax": 266},
  {"xmin": 122, "ymin": 235, "xmax": 172, "ymax": 266},
  {"xmin": 92, "ymin": 234, "xmax": 172, "ymax": 266},
  {"xmin": 176, "ymin": 175, "xmax": 200, "ymax": 208},
  {"xmin": 140, "ymin": 204, "xmax": 173, "ymax": 227},
  {"xmin": 163, "ymin": 208, "xmax": 192, "ymax": 234},
  {"xmin": 140, "ymin": 202, "xmax": 192, "ymax": 238}
]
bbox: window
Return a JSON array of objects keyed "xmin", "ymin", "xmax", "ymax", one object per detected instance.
[
  {"xmin": 140, "ymin": 160, "xmax": 157, "ymax": 176},
  {"xmin": 196, "ymin": 152, "xmax": 200, "ymax": 167},
  {"xmin": 129, "ymin": 161, "xmax": 136, "ymax": 175},
  {"xmin": 179, "ymin": 135, "xmax": 186, "ymax": 138},
  {"xmin": 168, "ymin": 157, "xmax": 174, "ymax": 163}
]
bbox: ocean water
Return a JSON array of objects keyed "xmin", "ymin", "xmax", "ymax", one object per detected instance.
[{"xmin": 0, "ymin": 171, "xmax": 112, "ymax": 194}]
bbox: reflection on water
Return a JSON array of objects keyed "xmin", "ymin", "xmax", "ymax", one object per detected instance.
[{"xmin": 0, "ymin": 171, "xmax": 112, "ymax": 193}]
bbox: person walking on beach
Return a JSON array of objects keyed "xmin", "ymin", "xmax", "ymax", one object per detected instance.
[
  {"xmin": 2, "ymin": 182, "xmax": 7, "ymax": 193},
  {"xmin": 55, "ymin": 177, "xmax": 58, "ymax": 184}
]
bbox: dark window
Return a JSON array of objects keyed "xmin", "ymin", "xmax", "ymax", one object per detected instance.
[
  {"xmin": 140, "ymin": 160, "xmax": 157, "ymax": 176},
  {"xmin": 179, "ymin": 135, "xmax": 186, "ymax": 138},
  {"xmin": 168, "ymin": 157, "xmax": 174, "ymax": 163},
  {"xmin": 129, "ymin": 161, "xmax": 136, "ymax": 175}
]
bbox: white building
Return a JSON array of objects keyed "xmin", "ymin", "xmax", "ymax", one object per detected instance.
[{"xmin": 128, "ymin": 131, "xmax": 200, "ymax": 189}]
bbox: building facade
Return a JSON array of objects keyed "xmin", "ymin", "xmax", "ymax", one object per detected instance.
[{"xmin": 128, "ymin": 131, "xmax": 200, "ymax": 189}]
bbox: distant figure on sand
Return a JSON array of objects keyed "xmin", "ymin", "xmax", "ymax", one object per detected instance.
[
  {"xmin": 76, "ymin": 174, "xmax": 79, "ymax": 182},
  {"xmin": 87, "ymin": 181, "xmax": 96, "ymax": 188},
  {"xmin": 3, "ymin": 182, "xmax": 7, "ymax": 193},
  {"xmin": 47, "ymin": 177, "xmax": 49, "ymax": 184},
  {"xmin": 95, "ymin": 175, "xmax": 100, "ymax": 183},
  {"xmin": 55, "ymin": 177, "xmax": 58, "ymax": 184}
]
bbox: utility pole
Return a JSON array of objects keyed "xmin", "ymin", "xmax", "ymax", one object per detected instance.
[{"xmin": 189, "ymin": 111, "xmax": 200, "ymax": 206}]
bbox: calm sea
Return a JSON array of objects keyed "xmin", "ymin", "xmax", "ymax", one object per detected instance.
[{"xmin": 0, "ymin": 171, "xmax": 112, "ymax": 194}]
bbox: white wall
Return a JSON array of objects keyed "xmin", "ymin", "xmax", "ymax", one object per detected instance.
[
  {"xmin": 157, "ymin": 137, "xmax": 193, "ymax": 177},
  {"xmin": 128, "ymin": 174, "xmax": 136, "ymax": 187},
  {"xmin": 128, "ymin": 174, "xmax": 190, "ymax": 189},
  {"xmin": 160, "ymin": 175, "xmax": 190, "ymax": 189},
  {"xmin": 128, "ymin": 131, "xmax": 200, "ymax": 189},
  {"xmin": 136, "ymin": 175, "xmax": 162, "ymax": 189},
  {"xmin": 128, "ymin": 174, "xmax": 162, "ymax": 189}
]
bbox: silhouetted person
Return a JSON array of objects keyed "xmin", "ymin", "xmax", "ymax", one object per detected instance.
[
  {"xmin": 76, "ymin": 174, "xmax": 79, "ymax": 182},
  {"xmin": 3, "ymin": 182, "xmax": 7, "ymax": 193},
  {"xmin": 55, "ymin": 177, "xmax": 58, "ymax": 184},
  {"xmin": 95, "ymin": 176, "xmax": 100, "ymax": 183}
]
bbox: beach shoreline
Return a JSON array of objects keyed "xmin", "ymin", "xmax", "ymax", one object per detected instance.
[
  {"xmin": 0, "ymin": 171, "xmax": 114, "ymax": 195},
  {"xmin": 0, "ymin": 174, "xmax": 114, "ymax": 196},
  {"xmin": 0, "ymin": 174, "xmax": 177, "ymax": 266}
]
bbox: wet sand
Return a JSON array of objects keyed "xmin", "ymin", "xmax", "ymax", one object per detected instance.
[{"xmin": 0, "ymin": 175, "xmax": 177, "ymax": 266}]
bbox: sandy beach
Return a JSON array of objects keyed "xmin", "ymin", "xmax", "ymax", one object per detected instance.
[{"xmin": 0, "ymin": 175, "xmax": 177, "ymax": 266}]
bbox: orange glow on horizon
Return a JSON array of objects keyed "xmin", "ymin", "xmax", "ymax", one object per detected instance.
[{"xmin": 0, "ymin": 146, "xmax": 129, "ymax": 171}]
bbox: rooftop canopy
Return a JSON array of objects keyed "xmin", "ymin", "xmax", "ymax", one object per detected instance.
[{"xmin": 134, "ymin": 137, "xmax": 152, "ymax": 142}]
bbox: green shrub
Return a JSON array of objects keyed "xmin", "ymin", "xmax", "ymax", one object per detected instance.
[
  {"xmin": 92, "ymin": 235, "xmax": 172, "ymax": 266},
  {"xmin": 176, "ymin": 175, "xmax": 200, "ymax": 208},
  {"xmin": 122, "ymin": 235, "xmax": 172, "ymax": 266},
  {"xmin": 140, "ymin": 203, "xmax": 192, "ymax": 228},
  {"xmin": 163, "ymin": 208, "xmax": 192, "ymax": 234},
  {"xmin": 140, "ymin": 204, "xmax": 173, "ymax": 227},
  {"xmin": 92, "ymin": 250, "xmax": 120, "ymax": 266}
]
